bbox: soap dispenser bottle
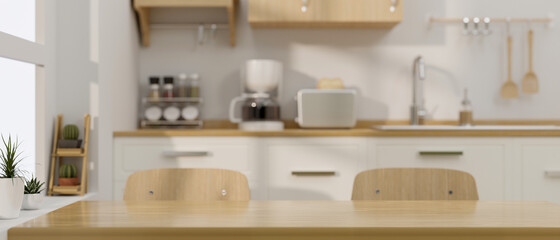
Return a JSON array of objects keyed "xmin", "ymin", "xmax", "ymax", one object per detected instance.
[{"xmin": 459, "ymin": 89, "xmax": 473, "ymax": 126}]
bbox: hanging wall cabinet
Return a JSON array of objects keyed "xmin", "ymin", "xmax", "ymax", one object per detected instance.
[
  {"xmin": 133, "ymin": 0, "xmax": 239, "ymax": 47},
  {"xmin": 249, "ymin": 0, "xmax": 402, "ymax": 28}
]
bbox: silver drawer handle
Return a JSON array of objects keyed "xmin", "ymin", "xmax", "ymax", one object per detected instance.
[
  {"xmin": 545, "ymin": 170, "xmax": 560, "ymax": 177},
  {"xmin": 292, "ymin": 171, "xmax": 336, "ymax": 176},
  {"xmin": 163, "ymin": 151, "xmax": 210, "ymax": 157},
  {"xmin": 419, "ymin": 151, "xmax": 463, "ymax": 156}
]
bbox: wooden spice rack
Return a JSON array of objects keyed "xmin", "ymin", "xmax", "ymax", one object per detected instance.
[{"xmin": 47, "ymin": 114, "xmax": 90, "ymax": 196}]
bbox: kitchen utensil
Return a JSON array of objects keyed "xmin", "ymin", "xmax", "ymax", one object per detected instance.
[
  {"xmin": 462, "ymin": 17, "xmax": 470, "ymax": 35},
  {"xmin": 295, "ymin": 89, "xmax": 357, "ymax": 129},
  {"xmin": 244, "ymin": 59, "xmax": 283, "ymax": 93},
  {"xmin": 522, "ymin": 29, "xmax": 539, "ymax": 94},
  {"xmin": 230, "ymin": 59, "xmax": 284, "ymax": 131},
  {"xmin": 500, "ymin": 35, "xmax": 519, "ymax": 99},
  {"xmin": 229, "ymin": 95, "xmax": 283, "ymax": 131},
  {"xmin": 472, "ymin": 17, "xmax": 480, "ymax": 35},
  {"xmin": 482, "ymin": 17, "xmax": 492, "ymax": 35}
]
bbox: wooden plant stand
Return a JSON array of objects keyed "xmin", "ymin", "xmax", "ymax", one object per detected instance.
[{"xmin": 47, "ymin": 114, "xmax": 90, "ymax": 196}]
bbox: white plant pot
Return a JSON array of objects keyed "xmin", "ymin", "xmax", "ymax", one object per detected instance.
[
  {"xmin": 0, "ymin": 178, "xmax": 24, "ymax": 219},
  {"xmin": 22, "ymin": 193, "xmax": 44, "ymax": 210}
]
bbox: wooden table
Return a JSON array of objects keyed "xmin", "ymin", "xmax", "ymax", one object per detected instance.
[{"xmin": 8, "ymin": 201, "xmax": 560, "ymax": 240}]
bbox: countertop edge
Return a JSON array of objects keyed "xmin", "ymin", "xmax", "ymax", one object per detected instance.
[{"xmin": 113, "ymin": 129, "xmax": 560, "ymax": 137}]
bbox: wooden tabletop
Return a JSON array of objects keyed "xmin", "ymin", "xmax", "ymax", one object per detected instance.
[{"xmin": 8, "ymin": 201, "xmax": 560, "ymax": 240}]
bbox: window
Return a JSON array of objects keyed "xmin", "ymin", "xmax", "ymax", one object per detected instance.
[
  {"xmin": 0, "ymin": 57, "xmax": 36, "ymax": 177},
  {"xmin": 0, "ymin": 0, "xmax": 36, "ymax": 42},
  {"xmin": 0, "ymin": 0, "xmax": 45, "ymax": 179}
]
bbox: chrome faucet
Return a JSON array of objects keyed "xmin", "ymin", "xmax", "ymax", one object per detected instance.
[{"xmin": 410, "ymin": 56, "xmax": 426, "ymax": 125}]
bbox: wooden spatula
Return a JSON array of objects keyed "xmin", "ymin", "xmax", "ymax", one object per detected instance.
[
  {"xmin": 522, "ymin": 29, "xmax": 539, "ymax": 94},
  {"xmin": 501, "ymin": 36, "xmax": 519, "ymax": 99}
]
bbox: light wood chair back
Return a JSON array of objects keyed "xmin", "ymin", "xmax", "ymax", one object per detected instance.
[
  {"xmin": 352, "ymin": 168, "xmax": 479, "ymax": 200},
  {"xmin": 123, "ymin": 168, "xmax": 250, "ymax": 201}
]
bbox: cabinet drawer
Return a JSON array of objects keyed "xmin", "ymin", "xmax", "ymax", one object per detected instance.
[
  {"xmin": 374, "ymin": 139, "xmax": 505, "ymax": 200},
  {"xmin": 267, "ymin": 139, "xmax": 366, "ymax": 200},
  {"xmin": 521, "ymin": 145, "xmax": 560, "ymax": 204},
  {"xmin": 114, "ymin": 137, "xmax": 251, "ymax": 180}
]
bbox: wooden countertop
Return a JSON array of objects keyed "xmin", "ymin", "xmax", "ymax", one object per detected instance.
[
  {"xmin": 114, "ymin": 120, "xmax": 560, "ymax": 137},
  {"xmin": 9, "ymin": 201, "xmax": 560, "ymax": 240},
  {"xmin": 113, "ymin": 128, "xmax": 560, "ymax": 137}
]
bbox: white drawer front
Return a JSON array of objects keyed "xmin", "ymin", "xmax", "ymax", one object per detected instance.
[
  {"xmin": 375, "ymin": 140, "xmax": 505, "ymax": 200},
  {"xmin": 113, "ymin": 137, "xmax": 255, "ymax": 200},
  {"xmin": 521, "ymin": 145, "xmax": 560, "ymax": 204},
  {"xmin": 267, "ymin": 140, "xmax": 365, "ymax": 200},
  {"xmin": 120, "ymin": 144, "xmax": 249, "ymax": 172},
  {"xmin": 114, "ymin": 137, "xmax": 251, "ymax": 180}
]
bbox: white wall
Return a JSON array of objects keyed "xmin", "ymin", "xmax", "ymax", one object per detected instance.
[
  {"xmin": 48, "ymin": 0, "xmax": 138, "ymax": 200},
  {"xmin": 54, "ymin": 0, "xmax": 99, "ymax": 193},
  {"xmin": 138, "ymin": 0, "xmax": 560, "ymax": 121},
  {"xmin": 97, "ymin": 0, "xmax": 139, "ymax": 200}
]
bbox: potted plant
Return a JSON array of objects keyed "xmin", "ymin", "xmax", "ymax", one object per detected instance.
[
  {"xmin": 58, "ymin": 164, "xmax": 79, "ymax": 186},
  {"xmin": 22, "ymin": 176, "xmax": 45, "ymax": 210},
  {"xmin": 0, "ymin": 135, "xmax": 25, "ymax": 219},
  {"xmin": 58, "ymin": 124, "xmax": 82, "ymax": 148}
]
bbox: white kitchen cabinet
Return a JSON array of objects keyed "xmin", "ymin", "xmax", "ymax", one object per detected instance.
[
  {"xmin": 113, "ymin": 137, "xmax": 263, "ymax": 200},
  {"xmin": 266, "ymin": 137, "xmax": 368, "ymax": 200},
  {"xmin": 112, "ymin": 135, "xmax": 560, "ymax": 203},
  {"xmin": 372, "ymin": 138, "xmax": 510, "ymax": 200},
  {"xmin": 113, "ymin": 136, "xmax": 368, "ymax": 200},
  {"xmin": 519, "ymin": 139, "xmax": 560, "ymax": 204}
]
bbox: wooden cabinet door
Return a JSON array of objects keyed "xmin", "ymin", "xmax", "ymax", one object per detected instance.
[
  {"xmin": 373, "ymin": 138, "xmax": 507, "ymax": 200},
  {"xmin": 249, "ymin": 0, "xmax": 402, "ymax": 28},
  {"xmin": 520, "ymin": 142, "xmax": 560, "ymax": 204},
  {"xmin": 266, "ymin": 137, "xmax": 368, "ymax": 200}
]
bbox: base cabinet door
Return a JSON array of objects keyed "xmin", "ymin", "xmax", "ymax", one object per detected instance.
[
  {"xmin": 521, "ymin": 142, "xmax": 560, "ymax": 204},
  {"xmin": 266, "ymin": 138, "xmax": 367, "ymax": 200},
  {"xmin": 373, "ymin": 138, "xmax": 507, "ymax": 200},
  {"xmin": 113, "ymin": 137, "xmax": 260, "ymax": 200}
]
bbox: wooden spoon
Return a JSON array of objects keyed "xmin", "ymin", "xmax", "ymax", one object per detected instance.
[
  {"xmin": 501, "ymin": 36, "xmax": 519, "ymax": 99},
  {"xmin": 522, "ymin": 29, "xmax": 539, "ymax": 94}
]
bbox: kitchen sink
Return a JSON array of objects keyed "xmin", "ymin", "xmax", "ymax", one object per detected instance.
[{"xmin": 372, "ymin": 125, "xmax": 560, "ymax": 131}]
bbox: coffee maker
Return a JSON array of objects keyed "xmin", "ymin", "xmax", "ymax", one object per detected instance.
[{"xmin": 229, "ymin": 59, "xmax": 284, "ymax": 131}]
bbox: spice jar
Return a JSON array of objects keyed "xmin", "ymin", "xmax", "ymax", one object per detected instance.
[
  {"xmin": 162, "ymin": 76, "xmax": 175, "ymax": 98},
  {"xmin": 148, "ymin": 76, "xmax": 161, "ymax": 99},
  {"xmin": 177, "ymin": 73, "xmax": 188, "ymax": 98},
  {"xmin": 188, "ymin": 73, "xmax": 200, "ymax": 98}
]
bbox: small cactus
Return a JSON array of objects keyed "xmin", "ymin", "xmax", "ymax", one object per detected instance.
[
  {"xmin": 59, "ymin": 164, "xmax": 77, "ymax": 178},
  {"xmin": 63, "ymin": 124, "xmax": 79, "ymax": 140}
]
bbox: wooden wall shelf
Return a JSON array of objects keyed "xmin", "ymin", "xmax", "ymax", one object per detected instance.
[{"xmin": 133, "ymin": 0, "xmax": 239, "ymax": 47}]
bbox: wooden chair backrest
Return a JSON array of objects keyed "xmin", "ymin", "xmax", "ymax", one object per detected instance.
[
  {"xmin": 351, "ymin": 168, "xmax": 479, "ymax": 200},
  {"xmin": 123, "ymin": 168, "xmax": 250, "ymax": 201}
]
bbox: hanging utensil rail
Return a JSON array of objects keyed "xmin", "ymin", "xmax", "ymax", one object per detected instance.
[{"xmin": 428, "ymin": 17, "xmax": 553, "ymax": 24}]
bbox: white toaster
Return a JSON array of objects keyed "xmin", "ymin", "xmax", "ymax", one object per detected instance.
[{"xmin": 295, "ymin": 89, "xmax": 357, "ymax": 128}]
